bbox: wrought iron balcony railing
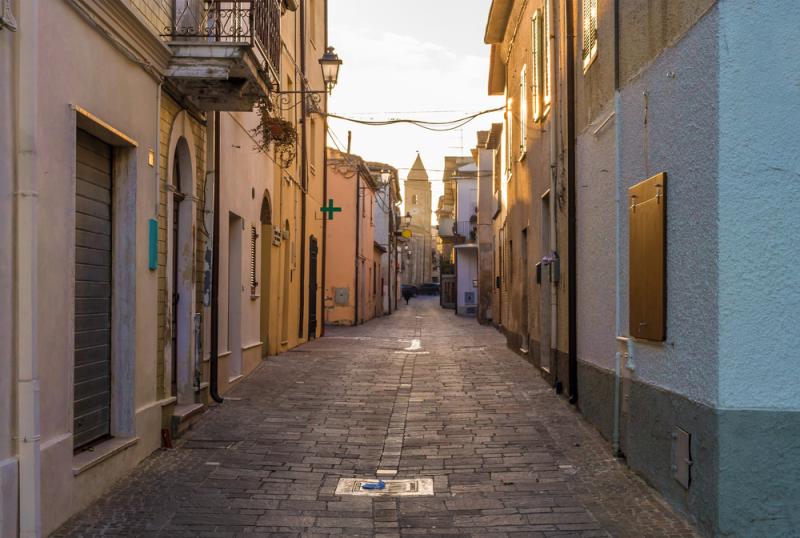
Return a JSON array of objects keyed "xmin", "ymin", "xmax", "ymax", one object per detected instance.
[
  {"xmin": 164, "ymin": 0, "xmax": 280, "ymax": 83},
  {"xmin": 453, "ymin": 221, "xmax": 477, "ymax": 242}
]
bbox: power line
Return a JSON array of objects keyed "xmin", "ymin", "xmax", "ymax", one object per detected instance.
[{"xmin": 326, "ymin": 106, "xmax": 503, "ymax": 132}]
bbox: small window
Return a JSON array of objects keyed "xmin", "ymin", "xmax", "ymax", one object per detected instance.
[
  {"xmin": 543, "ymin": 0, "xmax": 552, "ymax": 110},
  {"xmin": 412, "ymin": 194, "xmax": 417, "ymax": 205},
  {"xmin": 505, "ymin": 98, "xmax": 513, "ymax": 179},
  {"xmin": 532, "ymin": 11, "xmax": 542, "ymax": 122},
  {"xmin": 250, "ymin": 225, "xmax": 258, "ymax": 290},
  {"xmin": 582, "ymin": 0, "xmax": 598, "ymax": 71},
  {"xmin": 520, "ymin": 65, "xmax": 528, "ymax": 152}
]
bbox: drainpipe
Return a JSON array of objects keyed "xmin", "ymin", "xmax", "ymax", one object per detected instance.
[
  {"xmin": 611, "ymin": 0, "xmax": 626, "ymax": 456},
  {"xmin": 354, "ymin": 166, "xmax": 360, "ymax": 325},
  {"xmin": 565, "ymin": 0, "xmax": 578, "ymax": 404},
  {"xmin": 320, "ymin": 0, "xmax": 328, "ymax": 336},
  {"xmin": 297, "ymin": 0, "xmax": 308, "ymax": 339},
  {"xmin": 208, "ymin": 111, "xmax": 223, "ymax": 403},
  {"xmin": 548, "ymin": 3, "xmax": 560, "ymax": 389},
  {"xmin": 14, "ymin": 0, "xmax": 42, "ymax": 535}
]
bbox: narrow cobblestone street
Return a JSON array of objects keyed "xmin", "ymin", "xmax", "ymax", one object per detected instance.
[{"xmin": 55, "ymin": 298, "xmax": 698, "ymax": 537}]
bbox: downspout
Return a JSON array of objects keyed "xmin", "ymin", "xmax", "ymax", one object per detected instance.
[
  {"xmin": 565, "ymin": 0, "xmax": 578, "ymax": 404},
  {"xmin": 208, "ymin": 111, "xmax": 223, "ymax": 403},
  {"xmin": 14, "ymin": 0, "xmax": 42, "ymax": 535},
  {"xmin": 297, "ymin": 0, "xmax": 308, "ymax": 339},
  {"xmin": 612, "ymin": 0, "xmax": 625, "ymax": 455},
  {"xmin": 549, "ymin": 3, "xmax": 560, "ymax": 389},
  {"xmin": 354, "ymin": 169, "xmax": 360, "ymax": 325},
  {"xmin": 320, "ymin": 0, "xmax": 328, "ymax": 336}
]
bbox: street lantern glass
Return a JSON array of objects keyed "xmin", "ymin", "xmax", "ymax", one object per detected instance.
[{"xmin": 319, "ymin": 46, "xmax": 342, "ymax": 94}]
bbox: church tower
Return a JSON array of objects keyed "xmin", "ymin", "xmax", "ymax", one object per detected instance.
[{"xmin": 403, "ymin": 154, "xmax": 433, "ymax": 285}]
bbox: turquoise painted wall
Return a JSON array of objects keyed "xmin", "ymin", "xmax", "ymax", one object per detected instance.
[{"xmin": 718, "ymin": 0, "xmax": 800, "ymax": 410}]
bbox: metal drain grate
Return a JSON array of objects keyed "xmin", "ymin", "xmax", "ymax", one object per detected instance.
[{"xmin": 334, "ymin": 478, "xmax": 434, "ymax": 497}]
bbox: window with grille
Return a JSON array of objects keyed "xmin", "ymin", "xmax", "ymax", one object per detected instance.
[
  {"xmin": 520, "ymin": 65, "xmax": 528, "ymax": 152},
  {"xmin": 531, "ymin": 11, "xmax": 542, "ymax": 122},
  {"xmin": 250, "ymin": 225, "xmax": 258, "ymax": 290},
  {"xmin": 582, "ymin": 0, "xmax": 598, "ymax": 71},
  {"xmin": 543, "ymin": 0, "xmax": 552, "ymax": 110}
]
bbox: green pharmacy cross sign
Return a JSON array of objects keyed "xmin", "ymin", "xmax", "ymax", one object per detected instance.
[{"xmin": 320, "ymin": 199, "xmax": 342, "ymax": 220}]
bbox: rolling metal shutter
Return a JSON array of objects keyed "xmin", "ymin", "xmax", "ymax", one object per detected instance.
[{"xmin": 74, "ymin": 129, "xmax": 112, "ymax": 449}]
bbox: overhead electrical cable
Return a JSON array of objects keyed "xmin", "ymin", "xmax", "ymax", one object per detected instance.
[{"xmin": 326, "ymin": 106, "xmax": 503, "ymax": 131}]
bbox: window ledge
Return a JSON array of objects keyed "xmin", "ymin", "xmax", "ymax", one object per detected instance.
[{"xmin": 72, "ymin": 436, "xmax": 139, "ymax": 476}]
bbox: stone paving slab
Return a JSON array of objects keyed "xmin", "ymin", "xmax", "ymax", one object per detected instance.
[{"xmin": 54, "ymin": 297, "xmax": 699, "ymax": 537}]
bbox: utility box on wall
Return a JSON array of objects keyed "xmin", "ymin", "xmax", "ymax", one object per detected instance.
[
  {"xmin": 333, "ymin": 287, "xmax": 349, "ymax": 306},
  {"xmin": 629, "ymin": 172, "xmax": 666, "ymax": 341}
]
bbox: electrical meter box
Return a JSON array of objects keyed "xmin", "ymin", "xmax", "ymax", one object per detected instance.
[{"xmin": 333, "ymin": 287, "xmax": 349, "ymax": 306}]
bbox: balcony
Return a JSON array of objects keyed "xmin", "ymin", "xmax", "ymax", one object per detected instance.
[
  {"xmin": 454, "ymin": 220, "xmax": 477, "ymax": 243},
  {"xmin": 162, "ymin": 0, "xmax": 281, "ymax": 111}
]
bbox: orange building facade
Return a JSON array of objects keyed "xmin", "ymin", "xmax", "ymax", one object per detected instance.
[{"xmin": 324, "ymin": 148, "xmax": 382, "ymax": 325}]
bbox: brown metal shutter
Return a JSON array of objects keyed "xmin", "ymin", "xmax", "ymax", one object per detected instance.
[{"xmin": 74, "ymin": 129, "xmax": 112, "ymax": 449}]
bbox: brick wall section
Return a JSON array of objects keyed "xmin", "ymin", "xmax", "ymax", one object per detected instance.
[
  {"xmin": 129, "ymin": 0, "xmax": 172, "ymax": 37},
  {"xmin": 157, "ymin": 93, "xmax": 207, "ymax": 400}
]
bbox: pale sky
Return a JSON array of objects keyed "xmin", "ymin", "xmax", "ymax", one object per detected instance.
[{"xmin": 327, "ymin": 0, "xmax": 502, "ymax": 219}]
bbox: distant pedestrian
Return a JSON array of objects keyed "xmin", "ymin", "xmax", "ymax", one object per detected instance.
[{"xmin": 402, "ymin": 288, "xmax": 413, "ymax": 305}]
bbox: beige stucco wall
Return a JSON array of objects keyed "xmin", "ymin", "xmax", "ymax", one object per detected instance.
[
  {"xmin": 35, "ymin": 2, "xmax": 163, "ymax": 533},
  {"xmin": 214, "ymin": 111, "xmax": 274, "ymax": 392}
]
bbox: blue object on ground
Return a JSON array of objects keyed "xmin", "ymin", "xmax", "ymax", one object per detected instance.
[{"xmin": 361, "ymin": 480, "xmax": 386, "ymax": 490}]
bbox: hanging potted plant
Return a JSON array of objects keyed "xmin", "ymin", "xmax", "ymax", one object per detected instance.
[{"xmin": 252, "ymin": 98, "xmax": 297, "ymax": 166}]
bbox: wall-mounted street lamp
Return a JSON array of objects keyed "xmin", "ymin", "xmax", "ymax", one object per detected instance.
[
  {"xmin": 319, "ymin": 46, "xmax": 343, "ymax": 94},
  {"xmin": 276, "ymin": 46, "xmax": 342, "ymax": 98},
  {"xmin": 403, "ymin": 212, "xmax": 412, "ymax": 227}
]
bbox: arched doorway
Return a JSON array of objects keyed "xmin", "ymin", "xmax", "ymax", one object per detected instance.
[
  {"xmin": 259, "ymin": 193, "xmax": 273, "ymax": 357},
  {"xmin": 167, "ymin": 133, "xmax": 196, "ymax": 404}
]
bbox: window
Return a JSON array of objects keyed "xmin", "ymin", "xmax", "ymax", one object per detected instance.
[
  {"xmin": 519, "ymin": 65, "xmax": 527, "ymax": 153},
  {"xmin": 543, "ymin": 0, "xmax": 552, "ymax": 110},
  {"xmin": 505, "ymin": 98, "xmax": 513, "ymax": 179},
  {"xmin": 250, "ymin": 225, "xmax": 258, "ymax": 290},
  {"xmin": 531, "ymin": 10, "xmax": 542, "ymax": 122},
  {"xmin": 582, "ymin": 0, "xmax": 598, "ymax": 71},
  {"xmin": 412, "ymin": 194, "xmax": 417, "ymax": 205}
]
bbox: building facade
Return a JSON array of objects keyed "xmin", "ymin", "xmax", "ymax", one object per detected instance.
[
  {"xmin": 324, "ymin": 148, "xmax": 382, "ymax": 326},
  {"xmin": 0, "ymin": 0, "xmax": 329, "ymax": 534},
  {"xmin": 482, "ymin": 0, "xmax": 800, "ymax": 535},
  {"xmin": 368, "ymin": 162, "xmax": 402, "ymax": 315}
]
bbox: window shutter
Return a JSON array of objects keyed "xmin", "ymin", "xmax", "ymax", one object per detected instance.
[
  {"xmin": 520, "ymin": 65, "xmax": 527, "ymax": 150},
  {"xmin": 583, "ymin": 0, "xmax": 598, "ymax": 70},
  {"xmin": 250, "ymin": 225, "xmax": 258, "ymax": 289},
  {"xmin": 531, "ymin": 11, "xmax": 541, "ymax": 122},
  {"xmin": 543, "ymin": 0, "xmax": 552, "ymax": 108}
]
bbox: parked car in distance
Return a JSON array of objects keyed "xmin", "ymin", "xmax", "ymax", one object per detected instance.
[
  {"xmin": 418, "ymin": 283, "xmax": 440, "ymax": 295},
  {"xmin": 400, "ymin": 284, "xmax": 418, "ymax": 297}
]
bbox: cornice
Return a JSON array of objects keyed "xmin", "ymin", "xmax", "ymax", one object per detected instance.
[{"xmin": 67, "ymin": 0, "xmax": 171, "ymax": 80}]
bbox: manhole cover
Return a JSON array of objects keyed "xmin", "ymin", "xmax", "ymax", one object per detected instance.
[{"xmin": 334, "ymin": 478, "xmax": 434, "ymax": 497}]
